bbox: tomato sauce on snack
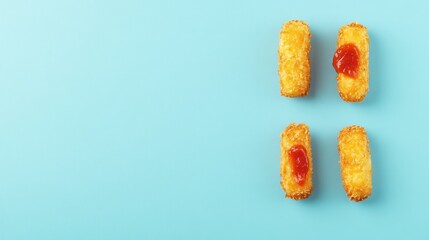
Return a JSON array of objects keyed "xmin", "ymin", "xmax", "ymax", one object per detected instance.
[
  {"xmin": 333, "ymin": 43, "xmax": 359, "ymax": 78},
  {"xmin": 288, "ymin": 145, "xmax": 309, "ymax": 185}
]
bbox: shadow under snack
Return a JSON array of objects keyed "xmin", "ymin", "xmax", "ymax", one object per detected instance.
[
  {"xmin": 358, "ymin": 30, "xmax": 382, "ymax": 106},
  {"xmin": 300, "ymin": 130, "xmax": 324, "ymax": 203},
  {"xmin": 359, "ymin": 131, "xmax": 385, "ymax": 205}
]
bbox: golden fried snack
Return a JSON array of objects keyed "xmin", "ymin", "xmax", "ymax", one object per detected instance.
[
  {"xmin": 333, "ymin": 22, "xmax": 369, "ymax": 102},
  {"xmin": 278, "ymin": 20, "xmax": 311, "ymax": 97},
  {"xmin": 338, "ymin": 126, "xmax": 372, "ymax": 201},
  {"xmin": 280, "ymin": 123, "xmax": 313, "ymax": 200}
]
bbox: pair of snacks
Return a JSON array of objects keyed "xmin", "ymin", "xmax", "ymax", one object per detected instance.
[
  {"xmin": 278, "ymin": 20, "xmax": 369, "ymax": 102},
  {"xmin": 280, "ymin": 123, "xmax": 372, "ymax": 201}
]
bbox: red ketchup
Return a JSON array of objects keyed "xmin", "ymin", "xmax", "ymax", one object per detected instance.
[
  {"xmin": 288, "ymin": 145, "xmax": 309, "ymax": 185},
  {"xmin": 333, "ymin": 43, "xmax": 359, "ymax": 78}
]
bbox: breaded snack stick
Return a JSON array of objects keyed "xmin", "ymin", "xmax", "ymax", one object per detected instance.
[
  {"xmin": 280, "ymin": 123, "xmax": 313, "ymax": 200},
  {"xmin": 338, "ymin": 126, "xmax": 372, "ymax": 201},
  {"xmin": 278, "ymin": 20, "xmax": 311, "ymax": 97},
  {"xmin": 333, "ymin": 23, "xmax": 369, "ymax": 102}
]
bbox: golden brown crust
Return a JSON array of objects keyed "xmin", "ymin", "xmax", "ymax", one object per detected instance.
[
  {"xmin": 280, "ymin": 123, "xmax": 313, "ymax": 200},
  {"xmin": 336, "ymin": 22, "xmax": 370, "ymax": 102},
  {"xmin": 278, "ymin": 20, "xmax": 311, "ymax": 97},
  {"xmin": 338, "ymin": 126, "xmax": 372, "ymax": 202}
]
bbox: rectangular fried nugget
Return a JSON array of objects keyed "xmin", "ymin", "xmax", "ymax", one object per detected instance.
[
  {"xmin": 338, "ymin": 126, "xmax": 372, "ymax": 201},
  {"xmin": 278, "ymin": 20, "xmax": 311, "ymax": 97},
  {"xmin": 336, "ymin": 23, "xmax": 369, "ymax": 102},
  {"xmin": 280, "ymin": 123, "xmax": 313, "ymax": 200}
]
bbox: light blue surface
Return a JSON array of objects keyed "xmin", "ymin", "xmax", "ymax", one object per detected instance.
[{"xmin": 0, "ymin": 0, "xmax": 428, "ymax": 239}]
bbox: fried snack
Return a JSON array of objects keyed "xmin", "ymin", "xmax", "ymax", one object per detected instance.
[
  {"xmin": 334, "ymin": 22, "xmax": 369, "ymax": 102},
  {"xmin": 338, "ymin": 126, "xmax": 372, "ymax": 201},
  {"xmin": 278, "ymin": 20, "xmax": 311, "ymax": 97},
  {"xmin": 280, "ymin": 123, "xmax": 313, "ymax": 200}
]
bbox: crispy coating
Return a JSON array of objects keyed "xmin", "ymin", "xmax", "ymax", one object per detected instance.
[
  {"xmin": 280, "ymin": 123, "xmax": 313, "ymax": 200},
  {"xmin": 278, "ymin": 20, "xmax": 311, "ymax": 97},
  {"xmin": 338, "ymin": 126, "xmax": 372, "ymax": 201},
  {"xmin": 336, "ymin": 22, "xmax": 370, "ymax": 102}
]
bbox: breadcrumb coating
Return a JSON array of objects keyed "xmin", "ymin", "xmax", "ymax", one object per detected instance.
[
  {"xmin": 336, "ymin": 22, "xmax": 370, "ymax": 102},
  {"xmin": 278, "ymin": 20, "xmax": 311, "ymax": 97},
  {"xmin": 280, "ymin": 123, "xmax": 313, "ymax": 200},
  {"xmin": 338, "ymin": 126, "xmax": 372, "ymax": 201}
]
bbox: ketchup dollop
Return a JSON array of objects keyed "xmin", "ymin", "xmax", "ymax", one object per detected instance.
[
  {"xmin": 288, "ymin": 145, "xmax": 309, "ymax": 185},
  {"xmin": 332, "ymin": 43, "xmax": 359, "ymax": 78}
]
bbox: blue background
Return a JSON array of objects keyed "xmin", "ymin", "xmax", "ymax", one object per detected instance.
[{"xmin": 0, "ymin": 0, "xmax": 428, "ymax": 239}]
